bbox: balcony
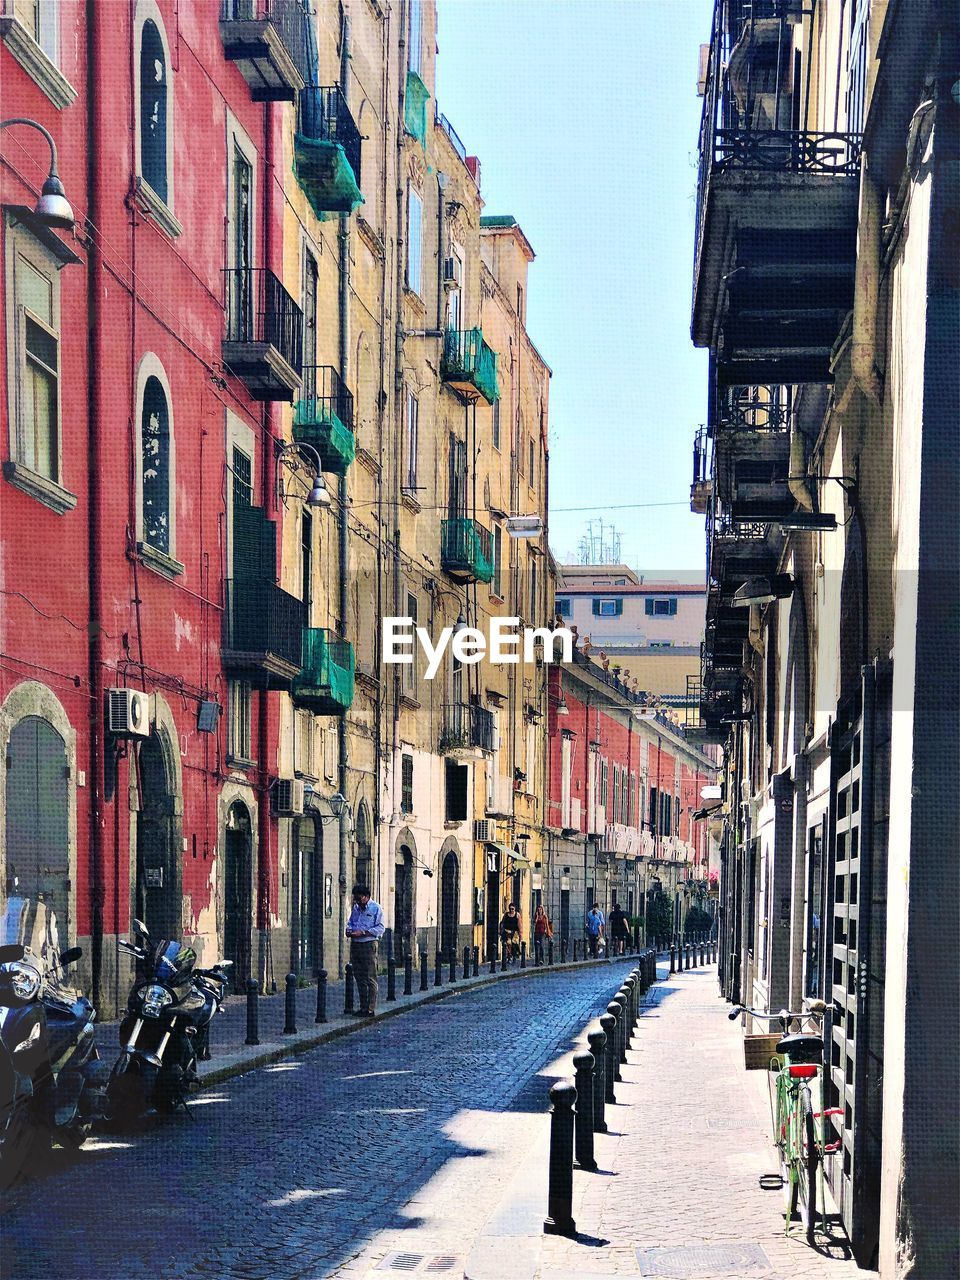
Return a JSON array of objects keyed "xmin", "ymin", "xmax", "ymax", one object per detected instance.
[
  {"xmin": 441, "ymin": 328, "xmax": 499, "ymax": 405},
  {"xmin": 219, "ymin": 0, "xmax": 307, "ymax": 102},
  {"xmin": 223, "ymin": 267, "xmax": 303, "ymax": 401},
  {"xmin": 223, "ymin": 580, "xmax": 305, "ymax": 689},
  {"xmin": 292, "ymin": 629, "xmax": 355, "ymax": 715},
  {"xmin": 440, "ymin": 517, "xmax": 494, "ymax": 584},
  {"xmin": 293, "ymin": 366, "xmax": 355, "ymax": 475},
  {"xmin": 439, "ymin": 703, "xmax": 496, "ymax": 757},
  {"xmin": 713, "ymin": 386, "xmax": 794, "ymax": 520},
  {"xmin": 692, "ymin": 1, "xmax": 861, "ymax": 384},
  {"xmin": 295, "ymin": 86, "xmax": 363, "ymax": 218},
  {"xmin": 690, "ymin": 427, "xmax": 713, "ymax": 515}
]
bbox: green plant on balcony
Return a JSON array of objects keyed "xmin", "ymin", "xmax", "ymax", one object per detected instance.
[
  {"xmin": 293, "ymin": 628, "xmax": 355, "ymax": 714},
  {"xmin": 441, "ymin": 328, "xmax": 499, "ymax": 405}
]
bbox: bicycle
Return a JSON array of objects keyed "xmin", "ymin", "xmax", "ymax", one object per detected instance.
[{"xmin": 729, "ymin": 999, "xmax": 843, "ymax": 1244}]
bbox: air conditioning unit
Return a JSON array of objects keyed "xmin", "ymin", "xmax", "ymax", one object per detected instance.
[
  {"xmin": 442, "ymin": 256, "xmax": 463, "ymax": 287},
  {"xmin": 274, "ymin": 778, "xmax": 306, "ymax": 817},
  {"xmin": 474, "ymin": 818, "xmax": 499, "ymax": 844},
  {"xmin": 106, "ymin": 688, "xmax": 150, "ymax": 738}
]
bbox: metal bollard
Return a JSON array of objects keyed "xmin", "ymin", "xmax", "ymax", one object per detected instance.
[
  {"xmin": 606, "ymin": 1001, "xmax": 623, "ymax": 1082},
  {"xmin": 501, "ymin": 942, "xmax": 508, "ymax": 972},
  {"xmin": 573, "ymin": 1051, "xmax": 597, "ymax": 1171},
  {"xmin": 542, "ymin": 1080, "xmax": 577, "ymax": 1237},
  {"xmin": 489, "ymin": 947, "xmax": 497, "ymax": 976},
  {"xmin": 587, "ymin": 1027, "xmax": 608, "ymax": 1133},
  {"xmin": 387, "ymin": 955, "xmax": 397, "ymax": 1001},
  {"xmin": 404, "ymin": 953, "xmax": 413, "ymax": 996},
  {"xmin": 461, "ymin": 945, "xmax": 469, "ymax": 981},
  {"xmin": 669, "ymin": 942, "xmax": 676, "ymax": 974},
  {"xmin": 599, "ymin": 1012, "xmax": 617, "ymax": 1103},
  {"xmin": 315, "ymin": 970, "xmax": 327, "ymax": 1024},
  {"xmin": 560, "ymin": 938, "xmax": 567, "ymax": 963},
  {"xmin": 573, "ymin": 939, "xmax": 579, "ymax": 962},
  {"xmin": 283, "ymin": 973, "xmax": 298, "ymax": 1035},
  {"xmin": 684, "ymin": 943, "xmax": 690, "ymax": 971},
  {"xmin": 625, "ymin": 976, "xmax": 638, "ymax": 1034},
  {"xmin": 520, "ymin": 941, "xmax": 527, "ymax": 970},
  {"xmin": 435, "ymin": 950, "xmax": 443, "ymax": 987},
  {"xmin": 692, "ymin": 940, "xmax": 698, "ymax": 969},
  {"xmin": 472, "ymin": 945, "xmax": 480, "ymax": 977},
  {"xmin": 449, "ymin": 949, "xmax": 457, "ymax": 984},
  {"xmin": 245, "ymin": 978, "xmax": 260, "ymax": 1046},
  {"xmin": 615, "ymin": 991, "xmax": 630, "ymax": 1056},
  {"xmin": 420, "ymin": 950, "xmax": 429, "ymax": 992},
  {"xmin": 547, "ymin": 938, "xmax": 554, "ymax": 966},
  {"xmin": 344, "ymin": 963, "xmax": 355, "ymax": 1014}
]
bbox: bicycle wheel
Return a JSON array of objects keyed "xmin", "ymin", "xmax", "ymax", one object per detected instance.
[{"xmin": 796, "ymin": 1087, "xmax": 819, "ymax": 1244}]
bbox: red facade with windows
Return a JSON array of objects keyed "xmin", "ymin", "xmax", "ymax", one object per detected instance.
[{"xmin": 0, "ymin": 1, "xmax": 295, "ymax": 1012}]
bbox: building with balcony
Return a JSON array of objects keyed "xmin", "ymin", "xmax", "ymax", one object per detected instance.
[{"xmin": 690, "ymin": 3, "xmax": 960, "ymax": 1272}]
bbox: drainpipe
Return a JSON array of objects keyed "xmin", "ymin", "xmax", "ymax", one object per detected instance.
[
  {"xmin": 337, "ymin": 13, "xmax": 352, "ymax": 978},
  {"xmin": 848, "ymin": 157, "xmax": 883, "ymax": 409},
  {"xmin": 86, "ymin": 0, "xmax": 105, "ymax": 1008}
]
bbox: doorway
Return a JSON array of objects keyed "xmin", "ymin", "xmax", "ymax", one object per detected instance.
[
  {"xmin": 440, "ymin": 850, "xmax": 459, "ymax": 959},
  {"xmin": 292, "ymin": 815, "xmax": 320, "ymax": 976},
  {"xmin": 485, "ymin": 864, "xmax": 500, "ymax": 960},
  {"xmin": 395, "ymin": 844, "xmax": 414, "ymax": 960},
  {"xmin": 559, "ymin": 888, "xmax": 570, "ymax": 945},
  {"xmin": 224, "ymin": 801, "xmax": 253, "ymax": 988},
  {"xmin": 135, "ymin": 732, "xmax": 180, "ymax": 942}
]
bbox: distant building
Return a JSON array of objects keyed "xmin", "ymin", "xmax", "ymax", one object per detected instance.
[{"xmin": 555, "ymin": 566, "xmax": 706, "ymax": 716}]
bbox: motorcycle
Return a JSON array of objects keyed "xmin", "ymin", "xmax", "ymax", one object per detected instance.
[
  {"xmin": 107, "ymin": 920, "xmax": 231, "ymax": 1124},
  {"xmin": 0, "ymin": 897, "xmax": 107, "ymax": 1187}
]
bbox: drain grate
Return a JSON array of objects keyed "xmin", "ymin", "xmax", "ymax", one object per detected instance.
[
  {"xmin": 377, "ymin": 1254, "xmax": 462, "ymax": 1275},
  {"xmin": 424, "ymin": 1260, "xmax": 459, "ymax": 1274},
  {"xmin": 377, "ymin": 1254, "xmax": 424, "ymax": 1272},
  {"xmin": 636, "ymin": 1243, "xmax": 772, "ymax": 1277}
]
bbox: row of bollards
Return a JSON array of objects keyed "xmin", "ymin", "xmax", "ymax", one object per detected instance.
[
  {"xmin": 243, "ymin": 933, "xmax": 668, "ymax": 1050},
  {"xmin": 544, "ymin": 949, "xmax": 659, "ymax": 1237},
  {"xmin": 667, "ymin": 932, "xmax": 717, "ymax": 975}
]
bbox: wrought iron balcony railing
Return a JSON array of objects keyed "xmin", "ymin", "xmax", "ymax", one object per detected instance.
[
  {"xmin": 717, "ymin": 385, "xmax": 794, "ymax": 433},
  {"xmin": 294, "ymin": 366, "xmax": 355, "ymax": 474},
  {"xmin": 439, "ymin": 703, "xmax": 496, "ymax": 754},
  {"xmin": 292, "ymin": 628, "xmax": 355, "ymax": 714},
  {"xmin": 223, "ymin": 267, "xmax": 303, "ymax": 400},
  {"xmin": 220, "ymin": 0, "xmax": 308, "ymax": 101},
  {"xmin": 295, "ymin": 85, "xmax": 363, "ymax": 215},
  {"xmin": 223, "ymin": 579, "xmax": 305, "ymax": 687},
  {"xmin": 441, "ymin": 328, "xmax": 499, "ymax": 405},
  {"xmin": 436, "ymin": 111, "xmax": 467, "ymax": 163},
  {"xmin": 440, "ymin": 517, "xmax": 494, "ymax": 584},
  {"xmin": 691, "ymin": 426, "xmax": 713, "ymax": 515}
]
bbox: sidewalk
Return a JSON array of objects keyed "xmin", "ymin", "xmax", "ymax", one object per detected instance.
[{"xmin": 93, "ymin": 950, "xmax": 636, "ymax": 1087}]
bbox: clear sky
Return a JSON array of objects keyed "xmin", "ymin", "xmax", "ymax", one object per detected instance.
[{"xmin": 436, "ymin": 0, "xmax": 714, "ymax": 577}]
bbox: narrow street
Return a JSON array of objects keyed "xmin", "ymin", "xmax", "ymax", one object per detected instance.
[{"xmin": 0, "ymin": 961, "xmax": 873, "ymax": 1280}]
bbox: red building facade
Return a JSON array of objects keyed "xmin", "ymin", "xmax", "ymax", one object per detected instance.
[{"xmin": 1, "ymin": 0, "xmax": 307, "ymax": 1012}]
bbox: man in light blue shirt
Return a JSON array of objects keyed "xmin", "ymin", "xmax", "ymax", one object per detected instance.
[
  {"xmin": 585, "ymin": 905, "xmax": 605, "ymax": 959},
  {"xmin": 345, "ymin": 884, "xmax": 385, "ymax": 1016}
]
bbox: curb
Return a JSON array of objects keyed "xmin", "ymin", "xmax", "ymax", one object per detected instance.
[{"xmin": 198, "ymin": 954, "xmax": 650, "ymax": 1089}]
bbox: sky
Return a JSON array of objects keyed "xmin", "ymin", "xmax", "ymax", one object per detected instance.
[{"xmin": 435, "ymin": 0, "xmax": 714, "ymax": 577}]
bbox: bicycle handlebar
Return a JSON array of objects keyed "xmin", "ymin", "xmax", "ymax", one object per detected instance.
[{"xmin": 728, "ymin": 1001, "xmax": 826, "ymax": 1025}]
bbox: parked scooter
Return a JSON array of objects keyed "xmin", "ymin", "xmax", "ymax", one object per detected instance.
[
  {"xmin": 0, "ymin": 897, "xmax": 107, "ymax": 1187},
  {"xmin": 107, "ymin": 921, "xmax": 231, "ymax": 1125}
]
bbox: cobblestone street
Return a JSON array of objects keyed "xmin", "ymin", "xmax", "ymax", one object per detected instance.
[{"xmin": 0, "ymin": 959, "xmax": 877, "ymax": 1280}]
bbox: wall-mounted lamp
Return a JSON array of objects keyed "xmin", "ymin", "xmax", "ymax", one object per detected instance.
[
  {"xmin": 731, "ymin": 573, "xmax": 795, "ymax": 608},
  {"xmin": 0, "ymin": 117, "xmax": 74, "ymax": 230}
]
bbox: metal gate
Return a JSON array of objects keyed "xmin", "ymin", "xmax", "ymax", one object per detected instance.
[{"xmin": 825, "ymin": 662, "xmax": 889, "ymax": 1265}]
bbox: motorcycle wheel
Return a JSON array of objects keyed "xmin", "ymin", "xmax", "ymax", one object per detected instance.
[
  {"xmin": 106, "ymin": 1056, "xmax": 147, "ymax": 1129},
  {"xmin": 0, "ymin": 1107, "xmax": 37, "ymax": 1190},
  {"xmin": 58, "ymin": 1121, "xmax": 93, "ymax": 1151}
]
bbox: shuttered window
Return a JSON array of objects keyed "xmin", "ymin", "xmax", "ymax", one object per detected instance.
[
  {"xmin": 401, "ymin": 752, "xmax": 414, "ymax": 814},
  {"xmin": 5, "ymin": 716, "xmax": 69, "ymax": 940}
]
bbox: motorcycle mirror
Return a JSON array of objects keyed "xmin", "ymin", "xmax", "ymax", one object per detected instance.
[
  {"xmin": 59, "ymin": 946, "xmax": 83, "ymax": 966},
  {"xmin": 219, "ymin": 959, "xmax": 235, "ymax": 968},
  {"xmin": 0, "ymin": 944, "xmax": 25, "ymax": 964},
  {"xmin": 133, "ymin": 919, "xmax": 149, "ymax": 939}
]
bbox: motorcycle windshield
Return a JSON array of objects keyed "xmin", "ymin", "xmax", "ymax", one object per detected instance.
[
  {"xmin": 0, "ymin": 896, "xmax": 61, "ymax": 970},
  {"xmin": 152, "ymin": 940, "xmax": 197, "ymax": 986}
]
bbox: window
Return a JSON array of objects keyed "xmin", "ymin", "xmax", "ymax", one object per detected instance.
[
  {"xmin": 7, "ymin": 239, "xmax": 62, "ymax": 489},
  {"xmin": 401, "ymin": 753, "xmax": 414, "ymax": 814},
  {"xmin": 649, "ymin": 641, "xmax": 673, "ymax": 650},
  {"xmin": 140, "ymin": 375, "xmax": 172, "ymax": 555},
  {"xmin": 528, "ymin": 435, "xmax": 535, "ymax": 485},
  {"xmin": 649, "ymin": 785, "xmax": 658, "ymax": 833},
  {"xmin": 529, "ymin": 557, "xmax": 537, "ymax": 623},
  {"xmin": 600, "ymin": 759, "xmax": 609, "ymax": 809},
  {"xmin": 525, "ymin": 720, "xmax": 536, "ymax": 794},
  {"xmin": 403, "ymin": 391, "xmax": 419, "ymax": 490},
  {"xmin": 228, "ymin": 680, "xmax": 253, "ymax": 762},
  {"xmin": 139, "ymin": 20, "xmax": 167, "ymax": 201},
  {"xmin": 492, "ymin": 398, "xmax": 501, "ymax": 451},
  {"xmin": 560, "ymin": 733, "xmax": 572, "ymax": 828},
  {"xmin": 404, "ymin": 592, "xmax": 418, "ymax": 696},
  {"xmin": 593, "ymin": 598, "xmax": 622, "ymax": 617},
  {"xmin": 295, "ymin": 708, "xmax": 318, "ymax": 779},
  {"xmin": 556, "ymin": 597, "xmax": 571, "ymax": 618},
  {"xmin": 492, "ymin": 523, "xmax": 503, "ymax": 599},
  {"xmin": 12, "ymin": 0, "xmax": 55, "ymax": 58},
  {"xmin": 323, "ymin": 724, "xmax": 337, "ymax": 781},
  {"xmin": 445, "ymin": 759, "xmax": 468, "ymax": 823},
  {"xmin": 301, "ymin": 509, "xmax": 313, "ymax": 613},
  {"xmin": 4, "ymin": 0, "xmax": 74, "ymax": 110},
  {"xmin": 408, "ymin": 0, "xmax": 422, "ymax": 74},
  {"xmin": 406, "ymin": 187, "xmax": 423, "ymax": 296},
  {"xmin": 517, "ymin": 422, "xmax": 524, "ymax": 476},
  {"xmin": 645, "ymin": 597, "xmax": 678, "ymax": 616}
]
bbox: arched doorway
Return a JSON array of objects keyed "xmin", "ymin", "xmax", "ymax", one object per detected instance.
[
  {"xmin": 224, "ymin": 801, "xmax": 253, "ymax": 988},
  {"xmin": 394, "ymin": 842, "xmax": 415, "ymax": 960},
  {"xmin": 5, "ymin": 716, "xmax": 70, "ymax": 954},
  {"xmin": 135, "ymin": 730, "xmax": 180, "ymax": 941},
  {"xmin": 292, "ymin": 815, "xmax": 320, "ymax": 976},
  {"xmin": 440, "ymin": 850, "xmax": 459, "ymax": 959},
  {"xmin": 354, "ymin": 802, "xmax": 372, "ymax": 889}
]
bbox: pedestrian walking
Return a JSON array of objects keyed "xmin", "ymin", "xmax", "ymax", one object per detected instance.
[
  {"xmin": 345, "ymin": 883, "xmax": 384, "ymax": 1017},
  {"xmin": 608, "ymin": 902, "xmax": 630, "ymax": 957},
  {"xmin": 533, "ymin": 904, "xmax": 553, "ymax": 965},
  {"xmin": 585, "ymin": 905, "xmax": 605, "ymax": 959},
  {"xmin": 499, "ymin": 902, "xmax": 522, "ymax": 961}
]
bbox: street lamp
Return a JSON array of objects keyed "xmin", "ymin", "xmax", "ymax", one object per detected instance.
[
  {"xmin": 0, "ymin": 118, "xmax": 74, "ymax": 230},
  {"xmin": 277, "ymin": 440, "xmax": 331, "ymax": 508}
]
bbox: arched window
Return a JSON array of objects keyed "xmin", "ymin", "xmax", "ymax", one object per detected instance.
[
  {"xmin": 140, "ymin": 20, "xmax": 168, "ymax": 202},
  {"xmin": 141, "ymin": 375, "xmax": 171, "ymax": 554}
]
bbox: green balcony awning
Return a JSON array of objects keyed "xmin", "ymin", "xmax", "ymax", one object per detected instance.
[
  {"xmin": 293, "ymin": 404, "xmax": 356, "ymax": 475},
  {"xmin": 294, "ymin": 135, "xmax": 364, "ymax": 220},
  {"xmin": 404, "ymin": 71, "xmax": 430, "ymax": 146}
]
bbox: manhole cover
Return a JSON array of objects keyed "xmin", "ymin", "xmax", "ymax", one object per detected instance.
[{"xmin": 636, "ymin": 1243, "xmax": 772, "ymax": 1277}]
